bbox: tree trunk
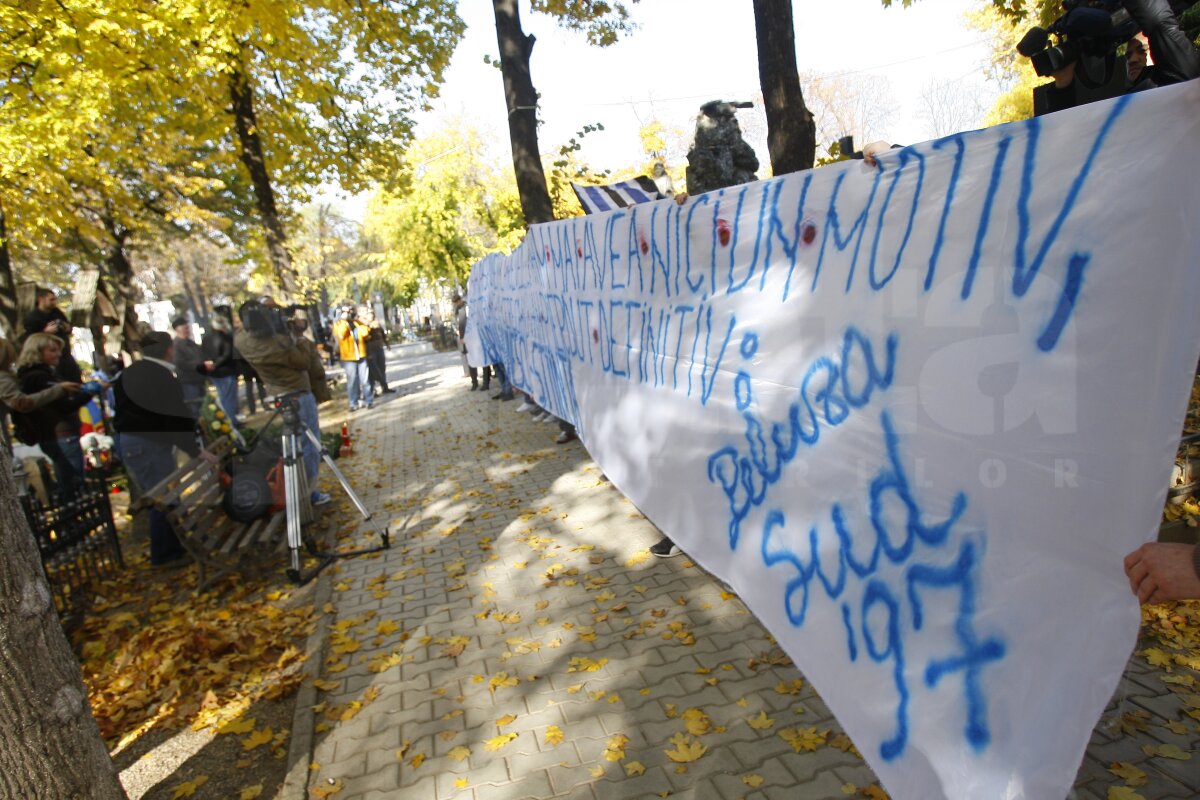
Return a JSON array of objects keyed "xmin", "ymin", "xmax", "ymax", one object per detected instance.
[
  {"xmin": 101, "ymin": 218, "xmax": 141, "ymax": 357},
  {"xmin": 0, "ymin": 200, "xmax": 19, "ymax": 338},
  {"xmin": 0, "ymin": 446, "xmax": 128, "ymax": 799},
  {"xmin": 177, "ymin": 259, "xmax": 206, "ymax": 326},
  {"xmin": 752, "ymin": 0, "xmax": 816, "ymax": 175},
  {"xmin": 492, "ymin": 0, "xmax": 555, "ymax": 226},
  {"xmin": 229, "ymin": 66, "xmax": 299, "ymax": 298}
]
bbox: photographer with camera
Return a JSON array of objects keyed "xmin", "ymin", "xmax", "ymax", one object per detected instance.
[
  {"xmin": 24, "ymin": 288, "xmax": 83, "ymax": 383},
  {"xmin": 330, "ymin": 303, "xmax": 373, "ymax": 412},
  {"xmin": 234, "ymin": 300, "xmax": 330, "ymax": 506},
  {"xmin": 1020, "ymin": 0, "xmax": 1200, "ymax": 114}
]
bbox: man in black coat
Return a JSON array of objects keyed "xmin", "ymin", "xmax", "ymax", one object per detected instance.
[
  {"xmin": 23, "ymin": 288, "xmax": 82, "ymax": 382},
  {"xmin": 114, "ymin": 331, "xmax": 203, "ymax": 567}
]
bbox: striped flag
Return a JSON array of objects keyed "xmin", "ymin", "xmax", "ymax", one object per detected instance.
[{"xmin": 570, "ymin": 175, "xmax": 666, "ymax": 216}]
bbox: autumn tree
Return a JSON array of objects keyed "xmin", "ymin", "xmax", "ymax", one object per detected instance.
[
  {"xmin": 153, "ymin": 0, "xmax": 465, "ymax": 299},
  {"xmin": 363, "ymin": 124, "xmax": 524, "ymax": 290},
  {"xmin": 753, "ymin": 0, "xmax": 817, "ymax": 175},
  {"xmin": 0, "ymin": 446, "xmax": 127, "ymax": 798}
]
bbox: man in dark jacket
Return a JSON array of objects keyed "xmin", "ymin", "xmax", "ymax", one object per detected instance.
[
  {"xmin": 201, "ymin": 309, "xmax": 240, "ymax": 426},
  {"xmin": 23, "ymin": 288, "xmax": 82, "ymax": 382},
  {"xmin": 114, "ymin": 331, "xmax": 202, "ymax": 567},
  {"xmin": 171, "ymin": 316, "xmax": 207, "ymax": 420}
]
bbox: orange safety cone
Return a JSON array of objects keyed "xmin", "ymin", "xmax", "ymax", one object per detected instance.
[{"xmin": 340, "ymin": 422, "xmax": 353, "ymax": 457}]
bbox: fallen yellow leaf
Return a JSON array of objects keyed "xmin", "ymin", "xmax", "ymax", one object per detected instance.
[
  {"xmin": 410, "ymin": 752, "xmax": 425, "ymax": 769},
  {"xmin": 603, "ymin": 734, "xmax": 630, "ymax": 762},
  {"xmin": 217, "ymin": 717, "xmax": 256, "ymax": 735},
  {"xmin": 624, "ymin": 760, "xmax": 646, "ymax": 776},
  {"xmin": 1107, "ymin": 788, "xmax": 1146, "ymax": 800},
  {"xmin": 1142, "ymin": 743, "xmax": 1191, "ymax": 760},
  {"xmin": 311, "ymin": 779, "xmax": 344, "ymax": 798},
  {"xmin": 1108, "ymin": 762, "xmax": 1147, "ymax": 786},
  {"xmin": 743, "ymin": 774, "xmax": 765, "ymax": 788},
  {"xmin": 485, "ymin": 733, "xmax": 518, "ymax": 751},
  {"xmin": 454, "ymin": 778, "xmax": 469, "ymax": 789},
  {"xmin": 496, "ymin": 714, "xmax": 517, "ymax": 727},
  {"xmin": 447, "ymin": 746, "xmax": 471, "ymax": 762},
  {"xmin": 682, "ymin": 708, "xmax": 712, "ymax": 736},
  {"xmin": 241, "ymin": 726, "xmax": 274, "ymax": 751},
  {"xmin": 747, "ymin": 710, "xmax": 775, "ymax": 730},
  {"xmin": 544, "ymin": 725, "xmax": 564, "ymax": 745},
  {"xmin": 171, "ymin": 776, "xmax": 208, "ymax": 799},
  {"xmin": 239, "ymin": 785, "xmax": 263, "ymax": 800},
  {"xmin": 664, "ymin": 732, "xmax": 707, "ymax": 763}
]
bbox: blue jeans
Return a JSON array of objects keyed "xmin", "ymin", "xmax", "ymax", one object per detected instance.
[
  {"xmin": 211, "ymin": 375, "xmax": 240, "ymax": 425},
  {"xmin": 41, "ymin": 435, "xmax": 85, "ymax": 502},
  {"xmin": 295, "ymin": 391, "xmax": 321, "ymax": 482},
  {"xmin": 118, "ymin": 433, "xmax": 185, "ymax": 564},
  {"xmin": 343, "ymin": 359, "xmax": 371, "ymax": 409},
  {"xmin": 494, "ymin": 362, "xmax": 512, "ymax": 394}
]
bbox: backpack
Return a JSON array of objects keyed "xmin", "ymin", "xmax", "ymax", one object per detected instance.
[
  {"xmin": 9, "ymin": 411, "xmax": 39, "ymax": 447},
  {"xmin": 222, "ymin": 438, "xmax": 284, "ymax": 522}
]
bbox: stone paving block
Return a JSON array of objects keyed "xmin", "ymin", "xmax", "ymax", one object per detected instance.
[
  {"xmin": 335, "ymin": 725, "xmax": 400, "ymax": 762},
  {"xmin": 433, "ymin": 752, "xmax": 510, "ymax": 793},
  {"xmin": 337, "ymin": 761, "xmax": 400, "ymax": 796},
  {"xmin": 474, "ymin": 770, "xmax": 553, "ymax": 800}
]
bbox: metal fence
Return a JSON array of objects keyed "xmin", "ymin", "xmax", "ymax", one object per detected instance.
[{"xmin": 22, "ymin": 480, "xmax": 124, "ymax": 630}]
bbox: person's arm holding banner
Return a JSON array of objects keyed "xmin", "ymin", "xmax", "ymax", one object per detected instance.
[{"xmin": 1124, "ymin": 541, "xmax": 1200, "ymax": 603}]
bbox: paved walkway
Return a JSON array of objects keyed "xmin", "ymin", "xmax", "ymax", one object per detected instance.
[{"xmin": 287, "ymin": 351, "xmax": 1199, "ymax": 800}]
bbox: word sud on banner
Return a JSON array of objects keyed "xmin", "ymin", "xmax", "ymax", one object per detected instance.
[{"xmin": 465, "ymin": 80, "xmax": 1200, "ymax": 800}]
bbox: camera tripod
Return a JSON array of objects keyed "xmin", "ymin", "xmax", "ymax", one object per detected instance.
[{"xmin": 270, "ymin": 392, "xmax": 390, "ymax": 585}]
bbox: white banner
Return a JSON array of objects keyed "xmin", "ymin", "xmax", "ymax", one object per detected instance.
[{"xmin": 466, "ymin": 81, "xmax": 1200, "ymax": 800}]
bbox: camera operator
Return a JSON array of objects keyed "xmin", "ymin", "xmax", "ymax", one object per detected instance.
[
  {"xmin": 1043, "ymin": 0, "xmax": 1199, "ymax": 109},
  {"xmin": 330, "ymin": 303, "xmax": 373, "ymax": 412},
  {"xmin": 234, "ymin": 300, "xmax": 330, "ymax": 506}
]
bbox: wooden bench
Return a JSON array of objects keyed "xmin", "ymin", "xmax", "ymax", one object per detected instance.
[{"xmin": 136, "ymin": 437, "xmax": 286, "ymax": 593}]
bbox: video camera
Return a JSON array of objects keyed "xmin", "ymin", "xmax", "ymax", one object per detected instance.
[
  {"xmin": 239, "ymin": 299, "xmax": 290, "ymax": 338},
  {"xmin": 1017, "ymin": 1, "xmax": 1138, "ymax": 78}
]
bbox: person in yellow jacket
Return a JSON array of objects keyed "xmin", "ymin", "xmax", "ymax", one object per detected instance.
[{"xmin": 330, "ymin": 303, "xmax": 372, "ymax": 411}]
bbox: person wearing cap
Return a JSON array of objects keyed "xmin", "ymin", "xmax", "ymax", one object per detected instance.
[
  {"xmin": 330, "ymin": 302, "xmax": 373, "ymax": 411},
  {"xmin": 113, "ymin": 331, "xmax": 203, "ymax": 567},
  {"xmin": 171, "ymin": 316, "xmax": 207, "ymax": 420}
]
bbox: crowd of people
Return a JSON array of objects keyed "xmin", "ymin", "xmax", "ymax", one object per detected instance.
[{"xmin": 0, "ymin": 292, "xmax": 406, "ymax": 566}]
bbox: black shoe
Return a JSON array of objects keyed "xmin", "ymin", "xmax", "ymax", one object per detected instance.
[
  {"xmin": 382, "ymin": 388, "xmax": 395, "ymax": 394},
  {"xmin": 555, "ymin": 430, "xmax": 577, "ymax": 445},
  {"xmin": 491, "ymin": 392, "xmax": 503, "ymax": 400},
  {"xmin": 481, "ymin": 382, "xmax": 491, "ymax": 391},
  {"xmin": 650, "ymin": 537, "xmax": 681, "ymax": 558},
  {"xmin": 470, "ymin": 384, "xmax": 479, "ymax": 391},
  {"xmin": 499, "ymin": 391, "xmax": 515, "ymax": 401}
]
